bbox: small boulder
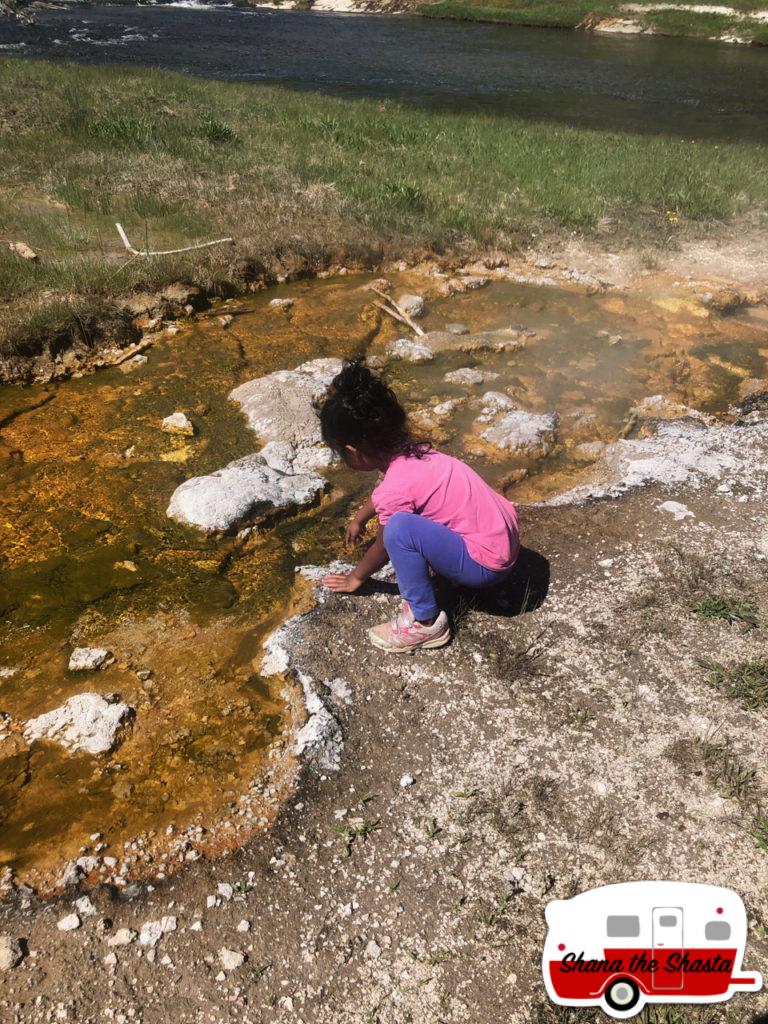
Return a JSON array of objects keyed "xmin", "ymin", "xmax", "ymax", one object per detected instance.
[
  {"xmin": 229, "ymin": 357, "xmax": 341, "ymax": 448},
  {"xmin": 25, "ymin": 693, "xmax": 133, "ymax": 756},
  {"xmin": 161, "ymin": 412, "xmax": 195, "ymax": 437},
  {"xmin": 474, "ymin": 392, "xmax": 517, "ymax": 422},
  {"xmin": 0, "ymin": 935, "xmax": 24, "ymax": 971},
  {"xmin": 269, "ymin": 297, "xmax": 294, "ymax": 311},
  {"xmin": 445, "ymin": 367, "xmax": 499, "ymax": 386},
  {"xmin": 385, "ymin": 338, "xmax": 434, "ymax": 363},
  {"xmin": 167, "ymin": 453, "xmax": 327, "ymax": 533},
  {"xmin": 630, "ymin": 395, "xmax": 703, "ymax": 421},
  {"xmin": 482, "ymin": 410, "xmax": 557, "ymax": 457},
  {"xmin": 440, "ymin": 276, "xmax": 488, "ymax": 296},
  {"xmin": 68, "ymin": 647, "xmax": 113, "ymax": 672},
  {"xmin": 396, "ymin": 294, "xmax": 426, "ymax": 318},
  {"xmin": 119, "ymin": 354, "xmax": 147, "ymax": 374}
]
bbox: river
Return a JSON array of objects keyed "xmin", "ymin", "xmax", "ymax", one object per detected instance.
[{"xmin": 1, "ymin": 4, "xmax": 767, "ymax": 140}]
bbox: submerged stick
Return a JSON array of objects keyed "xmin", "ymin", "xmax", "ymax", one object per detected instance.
[
  {"xmin": 369, "ymin": 286, "xmax": 425, "ymax": 337},
  {"xmin": 115, "ymin": 223, "xmax": 234, "ymax": 258}
]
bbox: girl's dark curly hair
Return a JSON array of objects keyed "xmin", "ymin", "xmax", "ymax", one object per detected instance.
[{"xmin": 319, "ymin": 358, "xmax": 430, "ymax": 462}]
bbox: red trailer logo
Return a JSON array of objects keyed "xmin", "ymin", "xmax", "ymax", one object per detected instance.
[{"xmin": 543, "ymin": 881, "xmax": 762, "ymax": 1018}]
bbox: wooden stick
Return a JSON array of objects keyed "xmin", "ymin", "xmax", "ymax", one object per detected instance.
[
  {"xmin": 369, "ymin": 286, "xmax": 425, "ymax": 337},
  {"xmin": 115, "ymin": 223, "xmax": 233, "ymax": 258},
  {"xmin": 374, "ymin": 300, "xmax": 411, "ymax": 331}
]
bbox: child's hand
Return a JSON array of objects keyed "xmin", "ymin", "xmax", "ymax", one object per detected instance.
[
  {"xmin": 345, "ymin": 518, "xmax": 365, "ymax": 546},
  {"xmin": 322, "ymin": 571, "xmax": 365, "ymax": 593}
]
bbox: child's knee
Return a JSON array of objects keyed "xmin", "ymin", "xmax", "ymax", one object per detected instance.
[{"xmin": 383, "ymin": 511, "xmax": 414, "ymax": 549}]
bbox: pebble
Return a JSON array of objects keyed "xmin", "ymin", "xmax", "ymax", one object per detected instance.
[
  {"xmin": 0, "ymin": 935, "xmax": 24, "ymax": 971},
  {"xmin": 236, "ymin": 920, "xmax": 250, "ymax": 933},
  {"xmin": 107, "ymin": 928, "xmax": 136, "ymax": 947},
  {"xmin": 218, "ymin": 948, "xmax": 246, "ymax": 971},
  {"xmin": 399, "ymin": 774, "xmax": 415, "ymax": 788},
  {"xmin": 74, "ymin": 896, "xmax": 96, "ymax": 917},
  {"xmin": 161, "ymin": 412, "xmax": 195, "ymax": 437},
  {"xmin": 216, "ymin": 882, "xmax": 233, "ymax": 901},
  {"xmin": 269, "ymin": 298, "xmax": 294, "ymax": 310},
  {"xmin": 103, "ymin": 952, "xmax": 118, "ymax": 967},
  {"xmin": 139, "ymin": 921, "xmax": 163, "ymax": 947},
  {"xmin": 57, "ymin": 914, "xmax": 81, "ymax": 932},
  {"xmin": 364, "ymin": 939, "xmax": 382, "ymax": 960}
]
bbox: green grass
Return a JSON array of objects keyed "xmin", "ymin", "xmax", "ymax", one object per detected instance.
[
  {"xmin": 692, "ymin": 594, "xmax": 759, "ymax": 629},
  {"xmin": 418, "ymin": 0, "xmax": 606, "ymax": 29},
  {"xmin": 417, "ymin": 0, "xmax": 768, "ymax": 40},
  {"xmin": 1, "ymin": 57, "xmax": 768, "ymax": 360},
  {"xmin": 702, "ymin": 657, "xmax": 768, "ymax": 711}
]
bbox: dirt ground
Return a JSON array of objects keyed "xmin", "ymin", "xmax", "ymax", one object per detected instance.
[{"xmin": 1, "ymin": 406, "xmax": 767, "ymax": 1024}]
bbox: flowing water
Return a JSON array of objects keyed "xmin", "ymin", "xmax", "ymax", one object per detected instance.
[
  {"xmin": 1, "ymin": 267, "xmax": 767, "ymax": 889},
  {"xmin": 2, "ymin": 5, "xmax": 768, "ymax": 140}
]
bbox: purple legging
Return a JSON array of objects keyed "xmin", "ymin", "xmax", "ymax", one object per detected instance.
[{"xmin": 382, "ymin": 511, "xmax": 513, "ymax": 622}]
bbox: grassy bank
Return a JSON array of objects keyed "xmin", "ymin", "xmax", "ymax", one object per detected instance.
[
  {"xmin": 416, "ymin": 0, "xmax": 768, "ymax": 42},
  {"xmin": 2, "ymin": 57, "xmax": 768, "ymax": 361}
]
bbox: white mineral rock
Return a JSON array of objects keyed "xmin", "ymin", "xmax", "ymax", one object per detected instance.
[
  {"xmin": 229, "ymin": 357, "xmax": 341, "ymax": 447},
  {"xmin": 161, "ymin": 412, "xmax": 195, "ymax": 437},
  {"xmin": 481, "ymin": 410, "xmax": 558, "ymax": 457},
  {"xmin": 74, "ymin": 896, "xmax": 96, "ymax": 917},
  {"xmin": 385, "ymin": 337, "xmax": 434, "ymax": 363},
  {"xmin": 396, "ymin": 294, "xmax": 425, "ymax": 318},
  {"xmin": 107, "ymin": 928, "xmax": 136, "ymax": 947},
  {"xmin": 57, "ymin": 914, "xmax": 81, "ymax": 932},
  {"xmin": 166, "ymin": 453, "xmax": 326, "ymax": 533},
  {"xmin": 0, "ymin": 935, "xmax": 24, "ymax": 971},
  {"xmin": 294, "ymin": 674, "xmax": 343, "ymax": 774},
  {"xmin": 399, "ymin": 774, "xmax": 415, "ymax": 788},
  {"xmin": 139, "ymin": 921, "xmax": 163, "ymax": 947},
  {"xmin": 68, "ymin": 647, "xmax": 113, "ymax": 672},
  {"xmin": 219, "ymin": 948, "xmax": 246, "ymax": 971},
  {"xmin": 445, "ymin": 367, "xmax": 498, "ymax": 386},
  {"xmin": 25, "ymin": 694, "xmax": 132, "ymax": 756},
  {"xmin": 658, "ymin": 500, "xmax": 695, "ymax": 520}
]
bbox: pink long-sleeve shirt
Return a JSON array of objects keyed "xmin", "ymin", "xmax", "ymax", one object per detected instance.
[{"xmin": 371, "ymin": 450, "xmax": 520, "ymax": 571}]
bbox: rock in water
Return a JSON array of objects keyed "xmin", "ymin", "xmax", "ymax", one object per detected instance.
[
  {"xmin": 229, "ymin": 358, "xmax": 341, "ymax": 448},
  {"xmin": 25, "ymin": 694, "xmax": 133, "ymax": 756},
  {"xmin": 0, "ymin": 935, "xmax": 24, "ymax": 971},
  {"xmin": 396, "ymin": 294, "xmax": 426, "ymax": 318},
  {"xmin": 482, "ymin": 411, "xmax": 558, "ymax": 457},
  {"xmin": 386, "ymin": 338, "xmax": 434, "ymax": 363},
  {"xmin": 166, "ymin": 453, "xmax": 326, "ymax": 533},
  {"xmin": 445, "ymin": 367, "xmax": 498, "ymax": 386},
  {"xmin": 161, "ymin": 412, "xmax": 195, "ymax": 436},
  {"xmin": 68, "ymin": 647, "xmax": 113, "ymax": 672}
]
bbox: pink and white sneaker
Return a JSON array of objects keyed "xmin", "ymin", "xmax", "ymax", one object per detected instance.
[{"xmin": 368, "ymin": 601, "xmax": 451, "ymax": 653}]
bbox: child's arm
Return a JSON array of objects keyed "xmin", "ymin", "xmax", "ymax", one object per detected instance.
[
  {"xmin": 323, "ymin": 524, "xmax": 388, "ymax": 593},
  {"xmin": 345, "ymin": 497, "xmax": 376, "ymax": 546}
]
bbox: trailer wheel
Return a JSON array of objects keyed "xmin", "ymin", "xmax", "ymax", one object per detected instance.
[{"xmin": 604, "ymin": 978, "xmax": 641, "ymax": 1014}]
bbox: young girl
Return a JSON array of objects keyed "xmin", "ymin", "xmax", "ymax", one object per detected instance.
[{"xmin": 320, "ymin": 360, "xmax": 520, "ymax": 653}]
